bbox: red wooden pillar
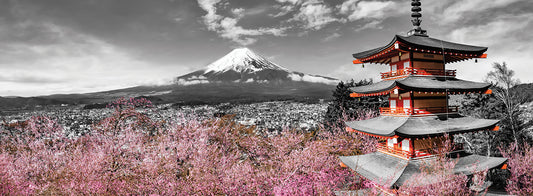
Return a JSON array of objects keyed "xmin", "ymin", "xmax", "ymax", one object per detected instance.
[{"xmin": 410, "ymin": 139, "xmax": 415, "ymax": 158}]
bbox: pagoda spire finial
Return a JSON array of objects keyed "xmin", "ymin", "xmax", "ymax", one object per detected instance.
[{"xmin": 408, "ymin": 0, "xmax": 428, "ymax": 36}]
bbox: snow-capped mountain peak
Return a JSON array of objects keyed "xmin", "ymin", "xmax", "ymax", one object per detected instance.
[
  {"xmin": 204, "ymin": 47, "xmax": 289, "ymax": 73},
  {"xmin": 175, "ymin": 47, "xmax": 339, "ymax": 85}
]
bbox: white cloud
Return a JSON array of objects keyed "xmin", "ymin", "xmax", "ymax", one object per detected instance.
[
  {"xmin": 217, "ymin": 17, "xmax": 286, "ymax": 45},
  {"xmin": 329, "ymin": 63, "xmax": 387, "ymax": 82},
  {"xmin": 231, "ymin": 8, "xmax": 245, "ymax": 18},
  {"xmin": 432, "ymin": 0, "xmax": 528, "ymax": 24},
  {"xmin": 336, "ymin": 0, "xmax": 406, "ymax": 32},
  {"xmin": 288, "ymin": 73, "xmax": 339, "ymax": 85},
  {"xmin": 270, "ymin": 5, "xmax": 294, "ymax": 18},
  {"xmin": 196, "ymin": 0, "xmax": 286, "ymax": 45},
  {"xmin": 275, "ymin": 0, "xmax": 302, "ymax": 5},
  {"xmin": 340, "ymin": 0, "xmax": 401, "ymax": 21},
  {"xmin": 197, "ymin": 0, "xmax": 223, "ymax": 31},
  {"xmin": 338, "ymin": 0, "xmax": 358, "ymax": 15},
  {"xmin": 291, "ymin": 1, "xmax": 338, "ymax": 30},
  {"xmin": 176, "ymin": 78, "xmax": 209, "ymax": 86}
]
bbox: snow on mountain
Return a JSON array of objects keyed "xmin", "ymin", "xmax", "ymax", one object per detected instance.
[
  {"xmin": 175, "ymin": 47, "xmax": 339, "ymax": 85},
  {"xmin": 204, "ymin": 48, "xmax": 289, "ymax": 73}
]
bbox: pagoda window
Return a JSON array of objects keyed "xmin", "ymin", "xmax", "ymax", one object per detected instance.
[
  {"xmin": 403, "ymin": 99, "xmax": 411, "ymax": 114},
  {"xmin": 387, "ymin": 138, "xmax": 397, "ymax": 147},
  {"xmin": 390, "ymin": 100, "xmax": 397, "ymax": 109},
  {"xmin": 403, "ymin": 99, "xmax": 411, "ymax": 108},
  {"xmin": 404, "ymin": 61, "xmax": 410, "ymax": 69},
  {"xmin": 391, "ymin": 64, "xmax": 397, "ymax": 72},
  {"xmin": 401, "ymin": 139, "xmax": 410, "ymax": 152}
]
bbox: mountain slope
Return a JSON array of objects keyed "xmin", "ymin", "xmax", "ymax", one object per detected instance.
[{"xmin": 175, "ymin": 48, "xmax": 339, "ymax": 85}]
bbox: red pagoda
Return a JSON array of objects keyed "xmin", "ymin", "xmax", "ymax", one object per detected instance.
[{"xmin": 339, "ymin": 0, "xmax": 507, "ymax": 190}]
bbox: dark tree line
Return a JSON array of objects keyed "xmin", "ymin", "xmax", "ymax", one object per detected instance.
[{"xmin": 323, "ymin": 79, "xmax": 387, "ymax": 133}]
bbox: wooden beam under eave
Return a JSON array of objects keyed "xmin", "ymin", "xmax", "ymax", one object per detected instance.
[
  {"xmin": 353, "ymin": 59, "xmax": 364, "ymax": 64},
  {"xmin": 449, "ymin": 56, "xmax": 458, "ymax": 63}
]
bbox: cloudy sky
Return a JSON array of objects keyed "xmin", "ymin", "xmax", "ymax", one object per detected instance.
[{"xmin": 1, "ymin": 0, "xmax": 532, "ymax": 96}]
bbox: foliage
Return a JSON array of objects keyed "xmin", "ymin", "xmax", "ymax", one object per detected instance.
[
  {"xmin": 459, "ymin": 62, "xmax": 532, "ymax": 157},
  {"xmin": 485, "ymin": 62, "xmax": 527, "ymax": 144},
  {"xmin": 4, "ymin": 96, "xmax": 526, "ymax": 195},
  {"xmin": 324, "ymin": 79, "xmax": 385, "ymax": 132},
  {"xmin": 397, "ymin": 160, "xmax": 471, "ymax": 196},
  {"xmin": 459, "ymin": 93, "xmax": 506, "ymax": 156},
  {"xmin": 396, "ymin": 137, "xmax": 473, "ymax": 196},
  {"xmin": 500, "ymin": 143, "xmax": 533, "ymax": 195},
  {"xmin": 0, "ymin": 97, "xmax": 380, "ymax": 195}
]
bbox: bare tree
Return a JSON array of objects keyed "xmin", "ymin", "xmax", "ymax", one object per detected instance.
[{"xmin": 485, "ymin": 62, "xmax": 521, "ymax": 144}]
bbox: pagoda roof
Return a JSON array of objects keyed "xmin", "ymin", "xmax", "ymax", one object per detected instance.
[
  {"xmin": 339, "ymin": 151, "xmax": 507, "ymax": 188},
  {"xmin": 349, "ymin": 76, "xmax": 491, "ymax": 95},
  {"xmin": 345, "ymin": 114, "xmax": 499, "ymax": 138},
  {"xmin": 353, "ymin": 34, "xmax": 487, "ymax": 64}
]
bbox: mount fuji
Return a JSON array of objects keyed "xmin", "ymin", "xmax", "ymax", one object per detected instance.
[
  {"xmin": 175, "ymin": 48, "xmax": 339, "ymax": 85},
  {"xmin": 0, "ymin": 48, "xmax": 340, "ymax": 110}
]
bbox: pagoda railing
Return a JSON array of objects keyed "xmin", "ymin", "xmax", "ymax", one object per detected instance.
[
  {"xmin": 380, "ymin": 106, "xmax": 459, "ymax": 116},
  {"xmin": 381, "ymin": 68, "xmax": 456, "ymax": 80},
  {"xmin": 377, "ymin": 142, "xmax": 464, "ymax": 159},
  {"xmin": 380, "ymin": 107, "xmax": 412, "ymax": 116},
  {"xmin": 377, "ymin": 143, "xmax": 413, "ymax": 159}
]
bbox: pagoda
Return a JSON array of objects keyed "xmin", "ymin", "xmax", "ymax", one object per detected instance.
[{"xmin": 339, "ymin": 0, "xmax": 507, "ymax": 190}]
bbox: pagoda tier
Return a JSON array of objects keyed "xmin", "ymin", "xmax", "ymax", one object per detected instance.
[
  {"xmin": 339, "ymin": 151, "xmax": 507, "ymax": 189},
  {"xmin": 346, "ymin": 114, "xmax": 499, "ymax": 138},
  {"xmin": 349, "ymin": 76, "xmax": 491, "ymax": 97},
  {"xmin": 352, "ymin": 34, "xmax": 487, "ymax": 65}
]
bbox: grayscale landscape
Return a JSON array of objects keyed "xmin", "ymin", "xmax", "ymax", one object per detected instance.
[{"xmin": 0, "ymin": 0, "xmax": 532, "ymax": 195}]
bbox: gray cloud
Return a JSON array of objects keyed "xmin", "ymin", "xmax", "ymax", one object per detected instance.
[
  {"xmin": 321, "ymin": 32, "xmax": 341, "ymax": 42},
  {"xmin": 197, "ymin": 0, "xmax": 287, "ymax": 45},
  {"xmin": 290, "ymin": 0, "xmax": 339, "ymax": 30}
]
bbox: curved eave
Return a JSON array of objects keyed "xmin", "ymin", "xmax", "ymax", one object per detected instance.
[
  {"xmin": 349, "ymin": 76, "xmax": 491, "ymax": 96},
  {"xmin": 352, "ymin": 35, "xmax": 488, "ymax": 64},
  {"xmin": 340, "ymin": 152, "xmax": 507, "ymax": 188},
  {"xmin": 346, "ymin": 116, "xmax": 405, "ymax": 137},
  {"xmin": 397, "ymin": 76, "xmax": 491, "ymax": 92},
  {"xmin": 353, "ymin": 36, "xmax": 398, "ymax": 59},
  {"xmin": 339, "ymin": 152, "xmax": 408, "ymax": 189},
  {"xmin": 394, "ymin": 152, "xmax": 507, "ymax": 187},
  {"xmin": 396, "ymin": 35, "xmax": 487, "ymax": 54},
  {"xmin": 452, "ymin": 153, "xmax": 508, "ymax": 175},
  {"xmin": 346, "ymin": 114, "xmax": 499, "ymax": 138}
]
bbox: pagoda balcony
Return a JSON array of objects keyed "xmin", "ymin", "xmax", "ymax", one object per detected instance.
[
  {"xmin": 377, "ymin": 142, "xmax": 464, "ymax": 159},
  {"xmin": 380, "ymin": 106, "xmax": 459, "ymax": 116},
  {"xmin": 380, "ymin": 68, "xmax": 456, "ymax": 80}
]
